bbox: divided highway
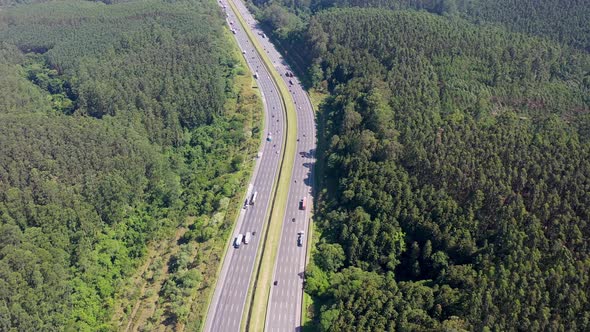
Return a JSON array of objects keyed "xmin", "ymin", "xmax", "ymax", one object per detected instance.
[
  {"xmin": 204, "ymin": 1, "xmax": 286, "ymax": 331},
  {"xmin": 204, "ymin": 0, "xmax": 316, "ymax": 331},
  {"xmin": 226, "ymin": 3, "xmax": 317, "ymax": 332}
]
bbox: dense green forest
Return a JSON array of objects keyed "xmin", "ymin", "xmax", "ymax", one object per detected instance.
[
  {"xmin": 0, "ymin": 0, "xmax": 122, "ymax": 7},
  {"xmin": 0, "ymin": 0, "xmax": 259, "ymax": 330},
  {"xmin": 253, "ymin": 0, "xmax": 590, "ymax": 52},
  {"xmin": 291, "ymin": 8, "xmax": 590, "ymax": 331}
]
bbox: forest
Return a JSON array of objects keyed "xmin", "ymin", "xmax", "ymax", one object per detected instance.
[
  {"xmin": 0, "ymin": 0, "xmax": 259, "ymax": 330},
  {"xmin": 253, "ymin": 0, "xmax": 590, "ymax": 53},
  {"xmin": 250, "ymin": 4, "xmax": 590, "ymax": 331}
]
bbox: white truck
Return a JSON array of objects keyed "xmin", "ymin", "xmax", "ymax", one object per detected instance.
[
  {"xmin": 249, "ymin": 191, "xmax": 258, "ymax": 205},
  {"xmin": 244, "ymin": 232, "xmax": 252, "ymax": 244},
  {"xmin": 234, "ymin": 234, "xmax": 244, "ymax": 248}
]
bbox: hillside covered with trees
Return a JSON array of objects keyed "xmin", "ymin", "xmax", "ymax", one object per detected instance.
[
  {"xmin": 0, "ymin": 0, "xmax": 260, "ymax": 330},
  {"xmin": 295, "ymin": 8, "xmax": 590, "ymax": 331},
  {"xmin": 253, "ymin": 0, "xmax": 590, "ymax": 52}
]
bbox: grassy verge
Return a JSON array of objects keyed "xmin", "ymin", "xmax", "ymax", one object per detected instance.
[
  {"xmin": 301, "ymin": 220, "xmax": 314, "ymax": 327},
  {"xmin": 302, "ymin": 292, "xmax": 313, "ymax": 328},
  {"xmin": 308, "ymin": 89, "xmax": 328, "ymax": 111},
  {"xmin": 223, "ymin": 1, "xmax": 298, "ymax": 331}
]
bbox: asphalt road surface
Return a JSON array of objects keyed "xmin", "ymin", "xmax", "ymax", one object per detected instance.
[
  {"xmin": 226, "ymin": 1, "xmax": 317, "ymax": 331},
  {"xmin": 203, "ymin": 1, "xmax": 288, "ymax": 331}
]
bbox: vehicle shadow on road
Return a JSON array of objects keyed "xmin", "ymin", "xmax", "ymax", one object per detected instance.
[{"xmin": 298, "ymin": 148, "xmax": 315, "ymax": 159}]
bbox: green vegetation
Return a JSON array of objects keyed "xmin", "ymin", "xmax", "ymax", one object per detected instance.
[
  {"xmin": 0, "ymin": 0, "xmax": 260, "ymax": 330},
  {"xmin": 253, "ymin": 0, "xmax": 590, "ymax": 52},
  {"xmin": 251, "ymin": 4, "xmax": 590, "ymax": 331},
  {"xmin": 302, "ymin": 9, "xmax": 590, "ymax": 331}
]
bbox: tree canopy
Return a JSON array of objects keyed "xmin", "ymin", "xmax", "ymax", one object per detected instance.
[
  {"xmin": 297, "ymin": 8, "xmax": 590, "ymax": 331},
  {"xmin": 0, "ymin": 0, "xmax": 259, "ymax": 330},
  {"xmin": 253, "ymin": 0, "xmax": 590, "ymax": 52}
]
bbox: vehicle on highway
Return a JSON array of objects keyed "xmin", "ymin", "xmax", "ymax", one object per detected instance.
[
  {"xmin": 206, "ymin": 1, "xmax": 315, "ymax": 330},
  {"xmin": 299, "ymin": 197, "xmax": 307, "ymax": 210},
  {"xmin": 291, "ymin": 218, "xmax": 295, "ymax": 222},
  {"xmin": 234, "ymin": 234, "xmax": 243, "ymax": 248},
  {"xmin": 289, "ymin": 79, "xmax": 293, "ymax": 85},
  {"xmin": 249, "ymin": 191, "xmax": 258, "ymax": 205},
  {"xmin": 297, "ymin": 231, "xmax": 304, "ymax": 246}
]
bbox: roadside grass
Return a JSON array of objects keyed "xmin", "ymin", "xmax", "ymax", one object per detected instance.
[
  {"xmin": 222, "ymin": 1, "xmax": 298, "ymax": 331},
  {"xmin": 301, "ymin": 293, "xmax": 314, "ymax": 331},
  {"xmin": 308, "ymin": 89, "xmax": 328, "ymax": 112},
  {"xmin": 301, "ymin": 222, "xmax": 314, "ymax": 328}
]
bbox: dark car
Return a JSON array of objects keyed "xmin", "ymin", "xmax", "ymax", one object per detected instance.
[{"xmin": 297, "ymin": 231, "xmax": 304, "ymax": 246}]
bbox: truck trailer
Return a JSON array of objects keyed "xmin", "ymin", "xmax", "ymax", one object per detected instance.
[
  {"xmin": 250, "ymin": 191, "xmax": 258, "ymax": 205},
  {"xmin": 234, "ymin": 234, "xmax": 244, "ymax": 248}
]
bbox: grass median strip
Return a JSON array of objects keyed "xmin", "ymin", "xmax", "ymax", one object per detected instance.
[{"xmin": 224, "ymin": 1, "xmax": 298, "ymax": 331}]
